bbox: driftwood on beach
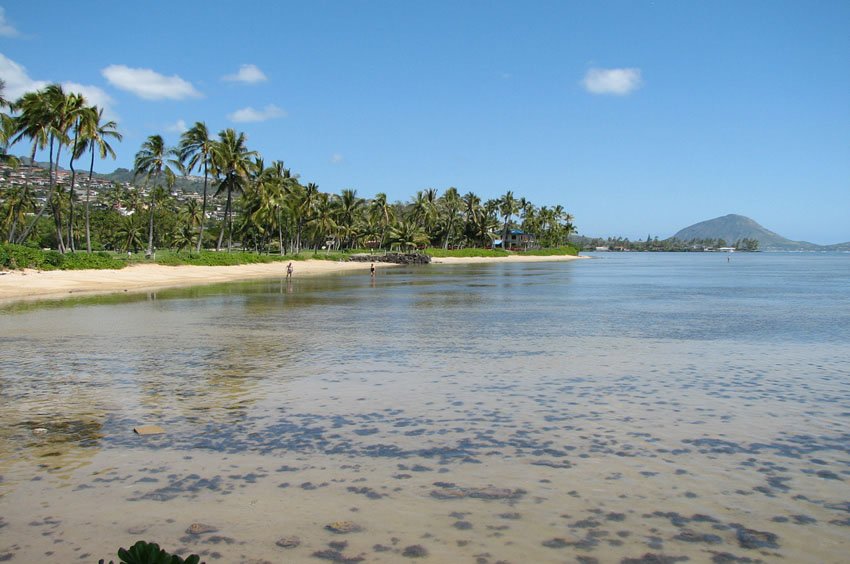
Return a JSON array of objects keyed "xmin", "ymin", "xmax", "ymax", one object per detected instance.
[{"xmin": 347, "ymin": 252, "xmax": 431, "ymax": 264}]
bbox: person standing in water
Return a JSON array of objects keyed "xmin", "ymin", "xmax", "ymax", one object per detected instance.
[
  {"xmin": 370, "ymin": 263, "xmax": 376, "ymax": 278},
  {"xmin": 286, "ymin": 262, "xmax": 294, "ymax": 279}
]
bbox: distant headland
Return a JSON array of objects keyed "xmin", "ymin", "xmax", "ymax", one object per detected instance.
[{"xmin": 576, "ymin": 214, "xmax": 850, "ymax": 252}]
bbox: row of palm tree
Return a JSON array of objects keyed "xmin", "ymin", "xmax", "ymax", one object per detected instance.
[
  {"xmin": 0, "ymin": 82, "xmax": 121, "ymax": 252},
  {"xmin": 1, "ymin": 83, "xmax": 575, "ymax": 255}
]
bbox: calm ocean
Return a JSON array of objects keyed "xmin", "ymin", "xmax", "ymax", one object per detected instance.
[{"xmin": 1, "ymin": 252, "xmax": 848, "ymax": 562}]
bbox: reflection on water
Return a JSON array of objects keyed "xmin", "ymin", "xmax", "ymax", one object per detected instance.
[{"xmin": 0, "ymin": 254, "xmax": 849, "ymax": 562}]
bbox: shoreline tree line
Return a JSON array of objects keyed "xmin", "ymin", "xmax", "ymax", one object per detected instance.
[{"xmin": 1, "ymin": 83, "xmax": 576, "ymax": 257}]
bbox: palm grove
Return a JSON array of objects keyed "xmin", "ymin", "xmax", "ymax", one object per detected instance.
[{"xmin": 1, "ymin": 83, "xmax": 576, "ymax": 256}]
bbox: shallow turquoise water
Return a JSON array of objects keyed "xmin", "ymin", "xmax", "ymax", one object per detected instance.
[{"xmin": 0, "ymin": 253, "xmax": 848, "ymax": 563}]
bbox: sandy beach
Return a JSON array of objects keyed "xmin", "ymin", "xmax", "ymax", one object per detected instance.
[{"xmin": 0, "ymin": 254, "xmax": 584, "ymax": 304}]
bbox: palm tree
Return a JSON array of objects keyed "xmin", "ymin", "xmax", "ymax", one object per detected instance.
[
  {"xmin": 0, "ymin": 80, "xmax": 17, "ymax": 166},
  {"xmin": 180, "ymin": 198, "xmax": 203, "ymax": 234},
  {"xmin": 77, "ymin": 107, "xmax": 121, "ymax": 253},
  {"xmin": 11, "ymin": 87, "xmax": 57, "ymax": 245},
  {"xmin": 133, "ymin": 134, "xmax": 175, "ymax": 257},
  {"xmin": 313, "ymin": 192, "xmax": 338, "ymax": 251},
  {"xmin": 440, "ymin": 187, "xmax": 462, "ymax": 250},
  {"xmin": 368, "ymin": 192, "xmax": 394, "ymax": 250},
  {"xmin": 499, "ymin": 190, "xmax": 519, "ymax": 251},
  {"xmin": 210, "ymin": 128, "xmax": 256, "ymax": 251},
  {"xmin": 389, "ymin": 219, "xmax": 429, "ymax": 251},
  {"xmin": 64, "ymin": 94, "xmax": 93, "ymax": 252},
  {"xmin": 116, "ymin": 213, "xmax": 144, "ymax": 253},
  {"xmin": 291, "ymin": 181, "xmax": 319, "ymax": 253},
  {"xmin": 409, "ymin": 188, "xmax": 439, "ymax": 240},
  {"xmin": 170, "ymin": 223, "xmax": 196, "ymax": 254},
  {"xmin": 176, "ymin": 122, "xmax": 213, "ymax": 252},
  {"xmin": 1, "ymin": 186, "xmax": 34, "ymax": 239},
  {"xmin": 40, "ymin": 84, "xmax": 78, "ymax": 252},
  {"xmin": 335, "ymin": 188, "xmax": 364, "ymax": 249}
]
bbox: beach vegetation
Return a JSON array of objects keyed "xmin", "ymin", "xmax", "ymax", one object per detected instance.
[
  {"xmin": 100, "ymin": 540, "xmax": 201, "ymax": 564},
  {"xmin": 424, "ymin": 247, "xmax": 509, "ymax": 258},
  {"xmin": 518, "ymin": 245, "xmax": 580, "ymax": 256},
  {"xmin": 0, "ymin": 243, "xmax": 122, "ymax": 270},
  {"xmin": 2, "ymin": 84, "xmax": 578, "ymax": 266}
]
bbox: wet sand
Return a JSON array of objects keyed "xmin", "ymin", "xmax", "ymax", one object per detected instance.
[
  {"xmin": 0, "ymin": 260, "xmax": 380, "ymax": 303},
  {"xmin": 0, "ymin": 254, "xmax": 584, "ymax": 303}
]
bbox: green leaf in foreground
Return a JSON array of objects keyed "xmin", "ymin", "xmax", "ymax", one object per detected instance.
[{"xmin": 103, "ymin": 540, "xmax": 202, "ymax": 564}]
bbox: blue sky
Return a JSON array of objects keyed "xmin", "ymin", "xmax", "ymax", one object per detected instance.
[{"xmin": 2, "ymin": 1, "xmax": 848, "ymax": 243}]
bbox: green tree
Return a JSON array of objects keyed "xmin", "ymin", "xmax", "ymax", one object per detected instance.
[
  {"xmin": 368, "ymin": 192, "xmax": 394, "ymax": 249},
  {"xmin": 440, "ymin": 186, "xmax": 462, "ymax": 250},
  {"xmin": 211, "ymin": 128, "xmax": 256, "ymax": 251},
  {"xmin": 77, "ymin": 107, "xmax": 121, "ymax": 253},
  {"xmin": 389, "ymin": 219, "xmax": 429, "ymax": 251},
  {"xmin": 499, "ymin": 190, "xmax": 519, "ymax": 250},
  {"xmin": 64, "ymin": 95, "xmax": 94, "ymax": 252},
  {"xmin": 335, "ymin": 188, "xmax": 364, "ymax": 249},
  {"xmin": 11, "ymin": 86, "xmax": 61, "ymax": 245},
  {"xmin": 115, "ymin": 213, "xmax": 144, "ymax": 252},
  {"xmin": 133, "ymin": 134, "xmax": 176, "ymax": 257},
  {"xmin": 176, "ymin": 122, "xmax": 213, "ymax": 252}
]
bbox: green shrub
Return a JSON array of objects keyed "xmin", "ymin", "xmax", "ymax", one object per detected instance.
[
  {"xmin": 0, "ymin": 243, "xmax": 56, "ymax": 270},
  {"xmin": 154, "ymin": 250, "xmax": 288, "ymax": 267},
  {"xmin": 100, "ymin": 540, "xmax": 202, "ymax": 564},
  {"xmin": 61, "ymin": 251, "xmax": 125, "ymax": 270},
  {"xmin": 517, "ymin": 245, "xmax": 579, "ymax": 256},
  {"xmin": 424, "ymin": 247, "xmax": 509, "ymax": 258}
]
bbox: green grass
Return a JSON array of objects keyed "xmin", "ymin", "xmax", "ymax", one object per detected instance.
[
  {"xmin": 516, "ymin": 245, "xmax": 580, "ymax": 256},
  {"xmin": 423, "ymin": 247, "xmax": 510, "ymax": 258},
  {"xmin": 149, "ymin": 250, "xmax": 291, "ymax": 267}
]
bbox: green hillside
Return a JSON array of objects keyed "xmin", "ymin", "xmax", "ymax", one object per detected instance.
[{"xmin": 672, "ymin": 214, "xmax": 849, "ymax": 251}]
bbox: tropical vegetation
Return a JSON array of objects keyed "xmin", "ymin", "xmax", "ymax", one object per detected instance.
[{"xmin": 1, "ymin": 83, "xmax": 577, "ymax": 266}]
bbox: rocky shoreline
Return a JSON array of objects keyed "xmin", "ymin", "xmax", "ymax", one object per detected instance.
[{"xmin": 347, "ymin": 252, "xmax": 431, "ymax": 265}]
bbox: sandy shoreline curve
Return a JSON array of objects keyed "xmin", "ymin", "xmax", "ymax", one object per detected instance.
[{"xmin": 0, "ymin": 254, "xmax": 584, "ymax": 304}]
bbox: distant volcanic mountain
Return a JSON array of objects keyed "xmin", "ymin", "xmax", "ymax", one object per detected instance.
[{"xmin": 671, "ymin": 214, "xmax": 849, "ymax": 251}]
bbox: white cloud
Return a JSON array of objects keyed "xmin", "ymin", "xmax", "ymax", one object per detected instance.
[
  {"xmin": 222, "ymin": 64, "xmax": 267, "ymax": 84},
  {"xmin": 330, "ymin": 153, "xmax": 344, "ymax": 164},
  {"xmin": 0, "ymin": 55, "xmax": 117, "ymax": 116},
  {"xmin": 102, "ymin": 64, "xmax": 202, "ymax": 100},
  {"xmin": 0, "ymin": 7, "xmax": 20, "ymax": 38},
  {"xmin": 228, "ymin": 104, "xmax": 286, "ymax": 123},
  {"xmin": 581, "ymin": 67, "xmax": 643, "ymax": 95},
  {"xmin": 166, "ymin": 119, "xmax": 188, "ymax": 133},
  {"xmin": 0, "ymin": 53, "xmax": 48, "ymax": 99}
]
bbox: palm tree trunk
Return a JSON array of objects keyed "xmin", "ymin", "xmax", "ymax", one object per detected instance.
[
  {"xmin": 85, "ymin": 149, "xmax": 94, "ymax": 253},
  {"xmin": 17, "ymin": 138, "xmax": 58, "ymax": 245},
  {"xmin": 52, "ymin": 195, "xmax": 66, "ymax": 253},
  {"xmin": 196, "ymin": 161, "xmax": 207, "ymax": 253},
  {"xmin": 216, "ymin": 189, "xmax": 229, "ymax": 252},
  {"xmin": 225, "ymin": 186, "xmax": 233, "ymax": 252},
  {"xmin": 52, "ymin": 141, "xmax": 66, "ymax": 252},
  {"xmin": 147, "ymin": 171, "xmax": 160, "ymax": 257},
  {"xmin": 7, "ymin": 146, "xmax": 38, "ymax": 243},
  {"xmin": 278, "ymin": 208, "xmax": 284, "ymax": 256},
  {"xmin": 67, "ymin": 124, "xmax": 80, "ymax": 252},
  {"xmin": 444, "ymin": 216, "xmax": 454, "ymax": 250},
  {"xmin": 147, "ymin": 198, "xmax": 155, "ymax": 256}
]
